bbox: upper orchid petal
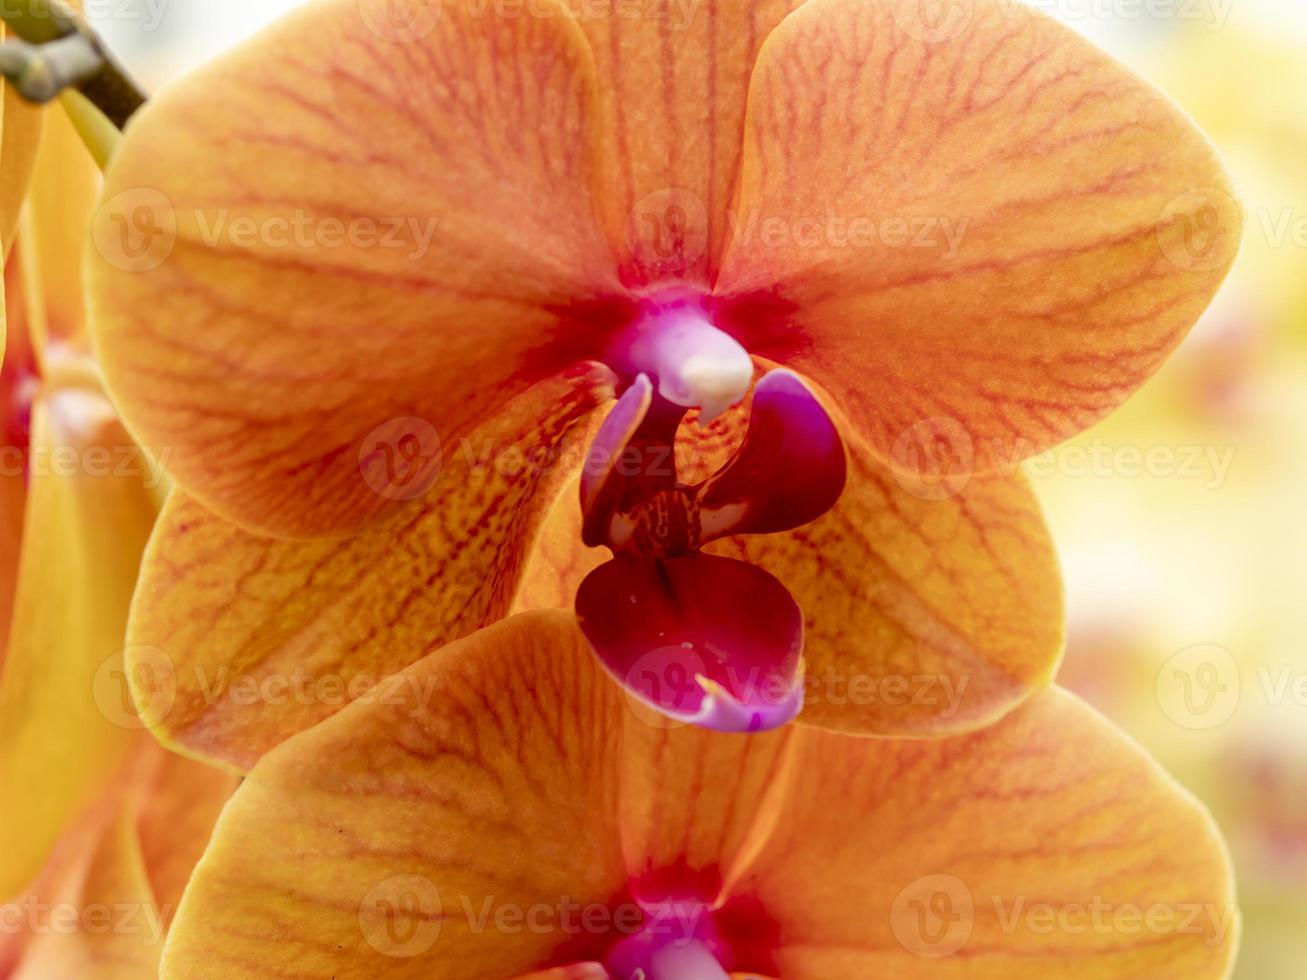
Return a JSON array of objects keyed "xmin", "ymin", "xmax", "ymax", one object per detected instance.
[
  {"xmin": 88, "ymin": 0, "xmax": 623, "ymax": 538},
  {"xmin": 578, "ymin": 0, "xmax": 805, "ymax": 287},
  {"xmin": 716, "ymin": 0, "xmax": 1240, "ymax": 475},
  {"xmin": 159, "ymin": 612, "xmax": 1236, "ymax": 979},
  {"xmin": 123, "ymin": 368, "xmax": 611, "ymax": 771}
]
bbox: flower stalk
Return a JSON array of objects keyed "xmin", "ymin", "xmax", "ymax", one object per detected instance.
[{"xmin": 0, "ymin": 0, "xmax": 145, "ymax": 128}]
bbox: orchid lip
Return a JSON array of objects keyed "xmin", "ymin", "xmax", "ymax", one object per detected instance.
[{"xmin": 575, "ymin": 554, "xmax": 805, "ymax": 734}]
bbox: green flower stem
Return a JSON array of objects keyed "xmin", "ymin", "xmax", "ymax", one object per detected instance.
[{"xmin": 0, "ymin": 0, "xmax": 145, "ymax": 128}]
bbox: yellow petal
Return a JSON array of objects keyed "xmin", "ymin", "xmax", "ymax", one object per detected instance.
[
  {"xmin": 18, "ymin": 100, "xmax": 102, "ymax": 358},
  {"xmin": 126, "ymin": 369, "xmax": 611, "ymax": 771},
  {"xmin": 0, "ymin": 48, "xmax": 45, "ymax": 262},
  {"xmin": 0, "ymin": 382, "xmax": 159, "ymax": 899},
  {"xmin": 708, "ymin": 439, "xmax": 1064, "ymax": 736},
  {"xmin": 745, "ymin": 687, "xmax": 1237, "ymax": 978},
  {"xmin": 163, "ymin": 613, "xmax": 627, "ymax": 980}
]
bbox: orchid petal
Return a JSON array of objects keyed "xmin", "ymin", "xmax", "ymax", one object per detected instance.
[
  {"xmin": 707, "ymin": 436, "xmax": 1063, "ymax": 737},
  {"xmin": 161, "ymin": 613, "xmax": 1235, "ymax": 979},
  {"xmin": 163, "ymin": 613, "xmax": 629, "ymax": 980},
  {"xmin": 0, "ymin": 743, "xmax": 234, "ymax": 978},
  {"xmin": 0, "ymin": 54, "xmax": 44, "ymax": 262},
  {"xmin": 18, "ymin": 103, "xmax": 102, "ymax": 355},
  {"xmin": 717, "ymin": 0, "xmax": 1240, "ymax": 475},
  {"xmin": 581, "ymin": 373, "xmax": 654, "ymax": 547},
  {"xmin": 742, "ymin": 687, "xmax": 1237, "ymax": 978},
  {"xmin": 88, "ymin": 0, "xmax": 622, "ymax": 538},
  {"xmin": 695, "ymin": 368, "xmax": 846, "ymax": 540},
  {"xmin": 579, "ymin": 0, "xmax": 805, "ymax": 287},
  {"xmin": 126, "ymin": 368, "xmax": 611, "ymax": 771},
  {"xmin": 0, "ymin": 384, "xmax": 157, "ymax": 899}
]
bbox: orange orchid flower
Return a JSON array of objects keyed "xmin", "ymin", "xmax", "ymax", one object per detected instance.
[
  {"xmin": 0, "ymin": 18, "xmax": 44, "ymax": 268},
  {"xmin": 160, "ymin": 610, "xmax": 1237, "ymax": 979},
  {"xmin": 87, "ymin": 0, "xmax": 1237, "ymax": 762},
  {"xmin": 0, "ymin": 103, "xmax": 237, "ymax": 976}
]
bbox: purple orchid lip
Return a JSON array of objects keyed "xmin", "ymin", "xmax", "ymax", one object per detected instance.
[{"xmin": 575, "ymin": 553, "xmax": 804, "ymax": 734}]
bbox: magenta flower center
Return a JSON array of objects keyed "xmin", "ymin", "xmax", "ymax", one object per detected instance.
[
  {"xmin": 604, "ymin": 899, "xmax": 730, "ymax": 980},
  {"xmin": 573, "ymin": 292, "xmax": 847, "ymax": 733}
]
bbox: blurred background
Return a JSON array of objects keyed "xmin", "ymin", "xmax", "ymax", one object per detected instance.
[{"xmin": 88, "ymin": 1, "xmax": 1307, "ymax": 976}]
